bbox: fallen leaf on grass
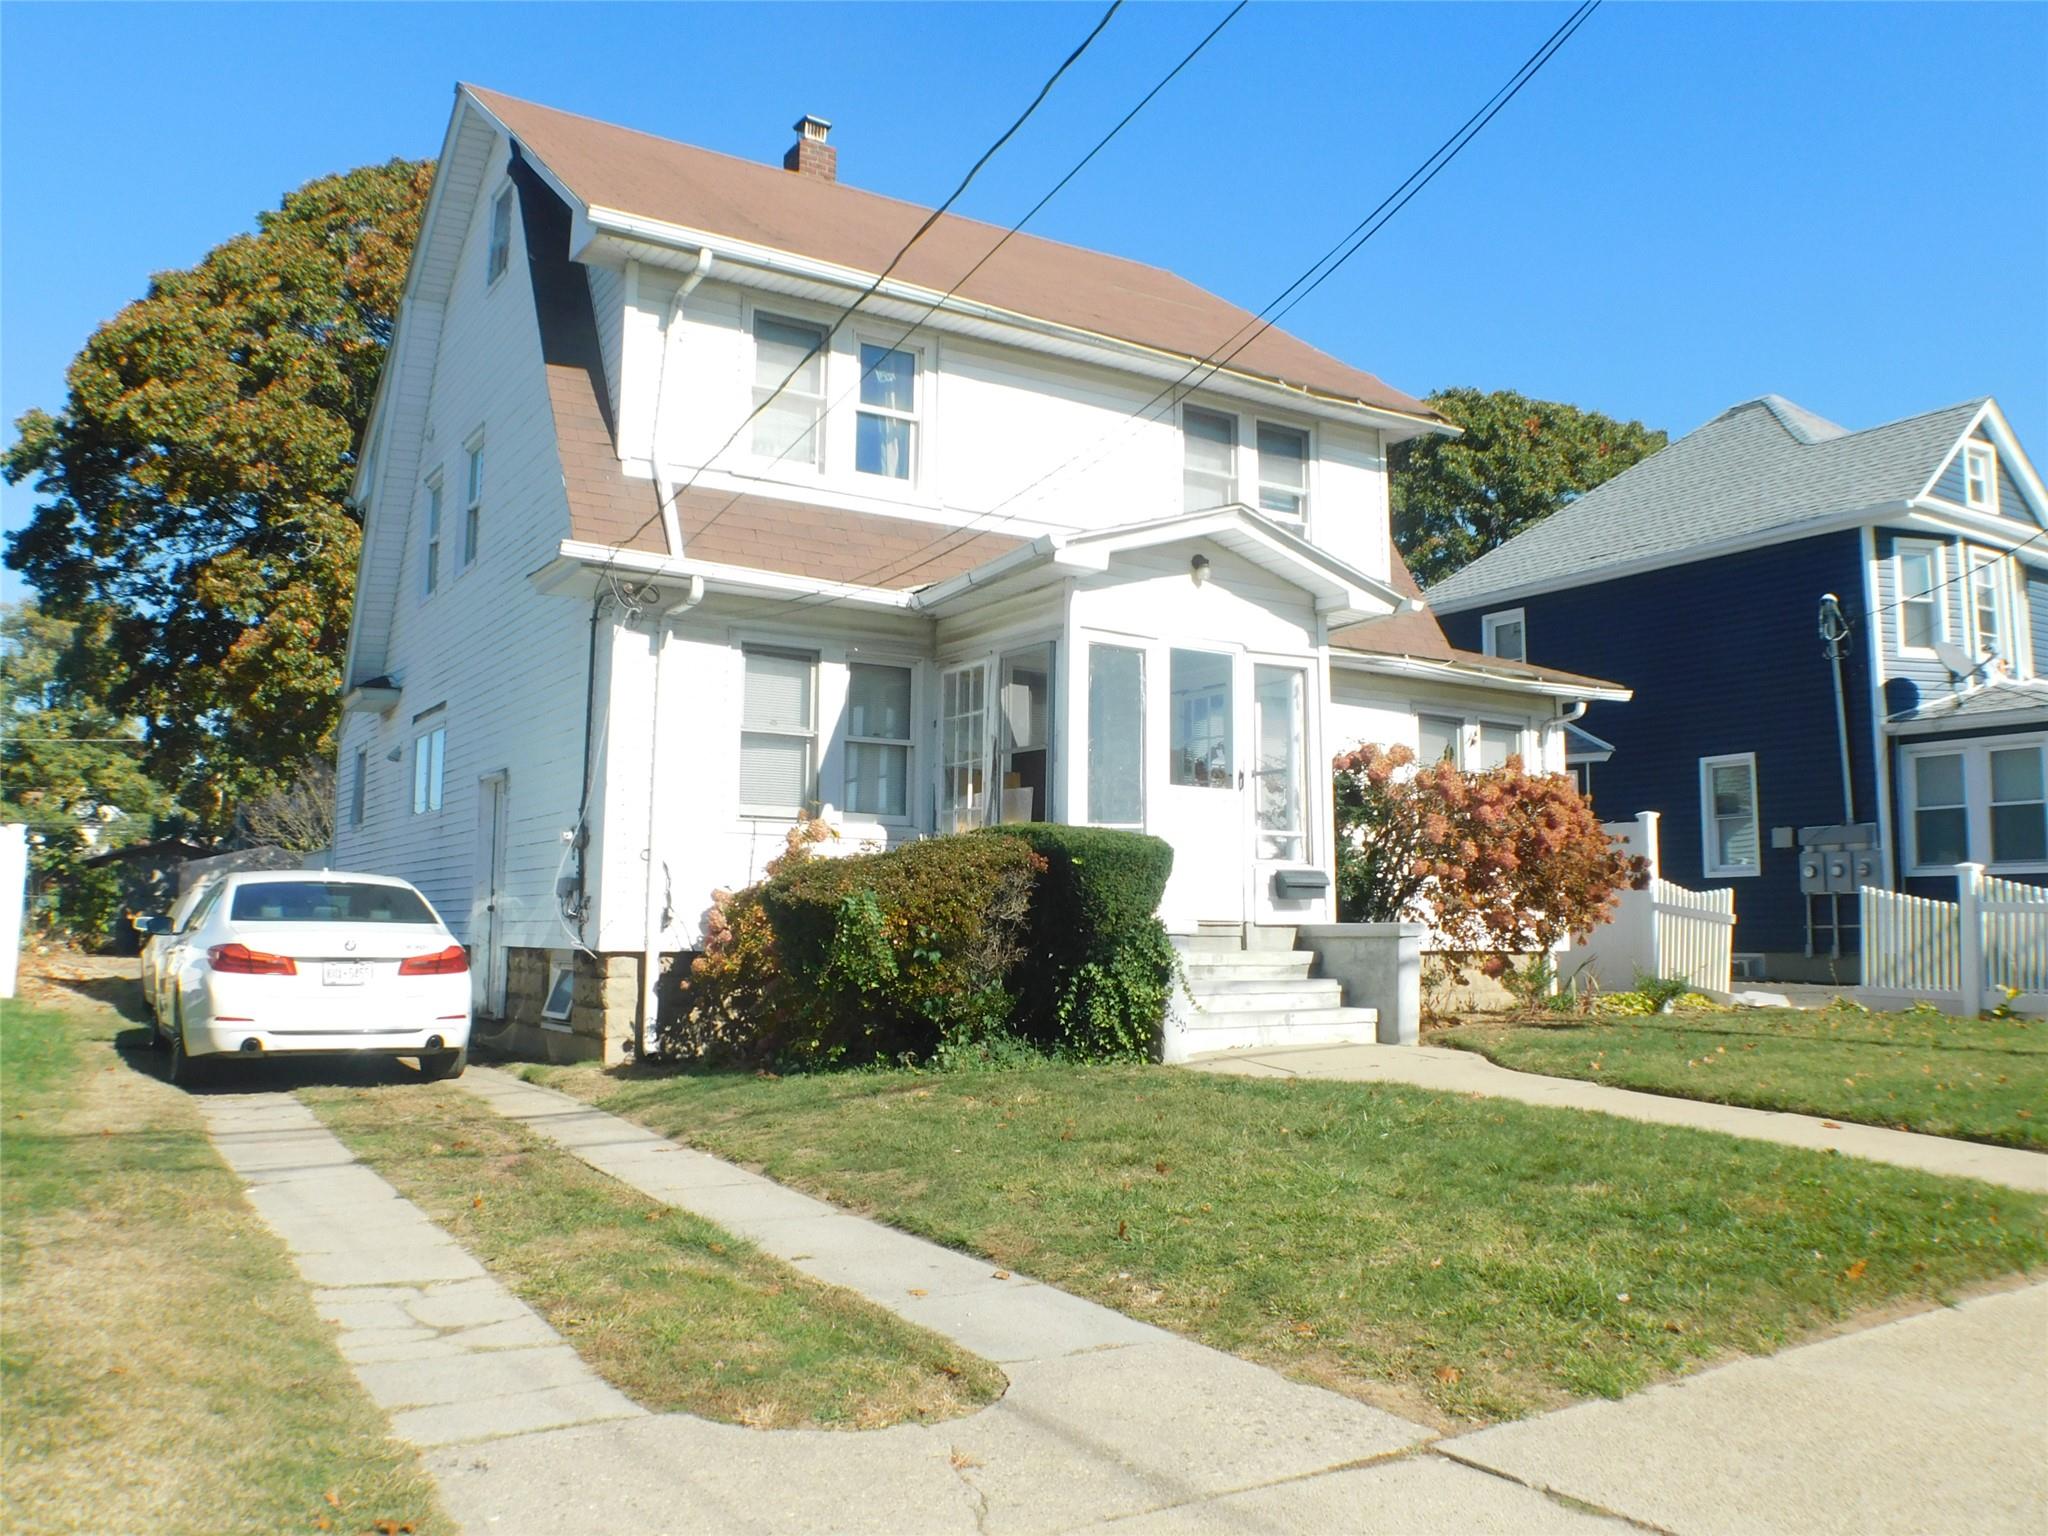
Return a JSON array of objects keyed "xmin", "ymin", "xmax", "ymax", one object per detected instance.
[
  {"xmin": 325, "ymin": 1492, "xmax": 342, "ymax": 1509},
  {"xmin": 1117, "ymin": 1220, "xmax": 1129, "ymax": 1241},
  {"xmin": 1435, "ymin": 1366, "xmax": 1461, "ymax": 1384},
  {"xmin": 1154, "ymin": 1160, "xmax": 1170, "ymax": 1175},
  {"xmin": 937, "ymin": 1363, "xmax": 962, "ymax": 1378},
  {"xmin": 471, "ymin": 1196, "xmax": 484, "ymax": 1210},
  {"xmin": 1843, "ymin": 1259, "xmax": 1868, "ymax": 1282},
  {"xmin": 1662, "ymin": 1320, "xmax": 1684, "ymax": 1334},
  {"xmin": 1291, "ymin": 1322, "xmax": 1317, "ymax": 1338},
  {"xmin": 1429, "ymin": 1257, "xmax": 1444, "ymax": 1269}
]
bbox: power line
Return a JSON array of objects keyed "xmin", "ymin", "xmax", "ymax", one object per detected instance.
[
  {"xmin": 672, "ymin": 0, "xmax": 1250, "ymax": 552},
  {"xmin": 748, "ymin": 0, "xmax": 1603, "ymax": 618},
  {"xmin": 606, "ymin": 0, "xmax": 1127, "ymax": 561}
]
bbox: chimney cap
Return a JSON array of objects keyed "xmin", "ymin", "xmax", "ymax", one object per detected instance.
[{"xmin": 793, "ymin": 113, "xmax": 832, "ymax": 142}]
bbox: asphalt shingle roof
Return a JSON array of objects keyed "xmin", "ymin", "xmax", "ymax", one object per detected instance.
[
  {"xmin": 1425, "ymin": 395, "xmax": 1989, "ymax": 609},
  {"xmin": 1887, "ymin": 677, "xmax": 2048, "ymax": 727}
]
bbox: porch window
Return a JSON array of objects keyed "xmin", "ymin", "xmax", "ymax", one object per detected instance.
[
  {"xmin": 939, "ymin": 665, "xmax": 988, "ymax": 832},
  {"xmin": 1253, "ymin": 666, "xmax": 1306, "ymax": 860},
  {"xmin": 1169, "ymin": 649, "xmax": 1232, "ymax": 787},
  {"xmin": 740, "ymin": 648, "xmax": 816, "ymax": 815},
  {"xmin": 1481, "ymin": 609, "xmax": 1526, "ymax": 662},
  {"xmin": 1911, "ymin": 752, "xmax": 1968, "ymax": 867},
  {"xmin": 1699, "ymin": 752, "xmax": 1760, "ymax": 877},
  {"xmin": 1183, "ymin": 408, "xmax": 1237, "ymax": 511},
  {"xmin": 751, "ymin": 313, "xmax": 826, "ymax": 468},
  {"xmin": 1087, "ymin": 645, "xmax": 1144, "ymax": 826},
  {"xmin": 1895, "ymin": 541, "xmax": 1944, "ymax": 654},
  {"xmin": 844, "ymin": 663, "xmax": 912, "ymax": 819},
  {"xmin": 1476, "ymin": 722, "xmax": 1522, "ymax": 771},
  {"xmin": 1255, "ymin": 423, "xmax": 1309, "ymax": 520},
  {"xmin": 855, "ymin": 343, "xmax": 918, "ymax": 480},
  {"xmin": 1964, "ymin": 442, "xmax": 1998, "ymax": 512},
  {"xmin": 1417, "ymin": 714, "xmax": 1460, "ymax": 766},
  {"xmin": 1990, "ymin": 745, "xmax": 2047, "ymax": 865},
  {"xmin": 997, "ymin": 645, "xmax": 1053, "ymax": 823}
]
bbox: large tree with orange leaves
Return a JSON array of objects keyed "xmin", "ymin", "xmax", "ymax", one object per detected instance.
[{"xmin": 4, "ymin": 159, "xmax": 432, "ymax": 829}]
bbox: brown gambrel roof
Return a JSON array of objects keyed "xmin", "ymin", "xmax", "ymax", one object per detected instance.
[{"xmin": 468, "ymin": 85, "xmax": 1440, "ymax": 421}]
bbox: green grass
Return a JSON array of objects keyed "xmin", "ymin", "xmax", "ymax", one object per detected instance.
[
  {"xmin": 1436, "ymin": 1008, "xmax": 2048, "ymax": 1149},
  {"xmin": 1, "ymin": 998, "xmax": 450, "ymax": 1536},
  {"xmin": 525, "ymin": 1058, "xmax": 2048, "ymax": 1426},
  {"xmin": 301, "ymin": 1082, "xmax": 1005, "ymax": 1429}
]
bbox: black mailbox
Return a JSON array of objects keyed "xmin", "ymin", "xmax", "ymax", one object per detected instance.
[{"xmin": 1271, "ymin": 867, "xmax": 1330, "ymax": 900}]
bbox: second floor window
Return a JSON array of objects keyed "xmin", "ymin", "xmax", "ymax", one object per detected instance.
[
  {"xmin": 1896, "ymin": 541, "xmax": 1943, "ymax": 653},
  {"xmin": 1969, "ymin": 549, "xmax": 2009, "ymax": 662},
  {"xmin": 1256, "ymin": 423, "xmax": 1309, "ymax": 519},
  {"xmin": 856, "ymin": 344, "xmax": 918, "ymax": 479},
  {"xmin": 752, "ymin": 313, "xmax": 826, "ymax": 468},
  {"xmin": 1183, "ymin": 407, "xmax": 1236, "ymax": 511},
  {"xmin": 1482, "ymin": 610, "xmax": 1526, "ymax": 662},
  {"xmin": 423, "ymin": 475, "xmax": 443, "ymax": 595},
  {"xmin": 463, "ymin": 440, "xmax": 484, "ymax": 568},
  {"xmin": 487, "ymin": 188, "xmax": 513, "ymax": 285}
]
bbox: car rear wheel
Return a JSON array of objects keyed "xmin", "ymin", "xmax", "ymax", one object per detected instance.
[
  {"xmin": 418, "ymin": 1048, "xmax": 467, "ymax": 1082},
  {"xmin": 167, "ymin": 1009, "xmax": 206, "ymax": 1088}
]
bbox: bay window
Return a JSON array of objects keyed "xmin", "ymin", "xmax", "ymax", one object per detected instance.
[
  {"xmin": 751, "ymin": 313, "xmax": 826, "ymax": 468},
  {"xmin": 1700, "ymin": 752, "xmax": 1760, "ymax": 878},
  {"xmin": 844, "ymin": 663, "xmax": 913, "ymax": 819},
  {"xmin": 740, "ymin": 648, "xmax": 816, "ymax": 815}
]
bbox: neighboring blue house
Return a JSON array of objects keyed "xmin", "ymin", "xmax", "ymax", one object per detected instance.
[{"xmin": 1426, "ymin": 395, "xmax": 2048, "ymax": 983}]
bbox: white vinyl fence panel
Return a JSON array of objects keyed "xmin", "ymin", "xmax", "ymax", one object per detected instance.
[
  {"xmin": 1563, "ymin": 811, "xmax": 1737, "ymax": 999},
  {"xmin": 1858, "ymin": 864, "xmax": 2048, "ymax": 1016}
]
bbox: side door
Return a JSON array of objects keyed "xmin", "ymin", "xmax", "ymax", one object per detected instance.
[{"xmin": 1249, "ymin": 660, "xmax": 1315, "ymax": 924}]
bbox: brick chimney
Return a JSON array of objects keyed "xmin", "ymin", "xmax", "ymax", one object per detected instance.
[{"xmin": 783, "ymin": 114, "xmax": 836, "ymax": 182}]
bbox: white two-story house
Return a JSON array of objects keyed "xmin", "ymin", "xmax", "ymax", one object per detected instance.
[{"xmin": 335, "ymin": 85, "xmax": 1628, "ymax": 1059}]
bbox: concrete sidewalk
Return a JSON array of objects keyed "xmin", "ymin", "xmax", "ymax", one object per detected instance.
[{"xmin": 1189, "ymin": 1042, "xmax": 2048, "ymax": 1193}]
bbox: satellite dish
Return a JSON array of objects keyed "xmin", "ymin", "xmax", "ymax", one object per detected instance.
[{"xmin": 1932, "ymin": 639, "xmax": 1987, "ymax": 679}]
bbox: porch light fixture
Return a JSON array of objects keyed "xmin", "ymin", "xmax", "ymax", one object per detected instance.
[{"xmin": 1189, "ymin": 554, "xmax": 1211, "ymax": 586}]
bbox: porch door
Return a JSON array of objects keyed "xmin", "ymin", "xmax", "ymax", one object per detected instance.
[
  {"xmin": 1250, "ymin": 664, "xmax": 1310, "ymax": 924},
  {"xmin": 471, "ymin": 771, "xmax": 508, "ymax": 1016},
  {"xmin": 1157, "ymin": 646, "xmax": 1247, "ymax": 928}
]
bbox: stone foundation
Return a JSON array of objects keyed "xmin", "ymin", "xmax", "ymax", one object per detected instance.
[{"xmin": 483, "ymin": 946, "xmax": 699, "ymax": 1065}]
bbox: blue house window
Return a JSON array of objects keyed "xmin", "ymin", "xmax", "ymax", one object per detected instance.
[{"xmin": 1699, "ymin": 753, "xmax": 1760, "ymax": 878}]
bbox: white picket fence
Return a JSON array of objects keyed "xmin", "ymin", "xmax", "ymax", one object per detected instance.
[
  {"xmin": 1562, "ymin": 811, "xmax": 1737, "ymax": 998},
  {"xmin": 1859, "ymin": 864, "xmax": 2048, "ymax": 1016}
]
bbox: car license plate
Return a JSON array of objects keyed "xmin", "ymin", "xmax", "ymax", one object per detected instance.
[{"xmin": 322, "ymin": 961, "xmax": 369, "ymax": 987}]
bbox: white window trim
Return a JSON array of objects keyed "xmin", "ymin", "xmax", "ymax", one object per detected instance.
[
  {"xmin": 1181, "ymin": 403, "xmax": 1239, "ymax": 512},
  {"xmin": 852, "ymin": 334, "xmax": 923, "ymax": 486},
  {"xmin": 746, "ymin": 304, "xmax": 830, "ymax": 475},
  {"xmin": 1902, "ymin": 733, "xmax": 2048, "ymax": 875},
  {"xmin": 1699, "ymin": 751, "xmax": 1761, "ymax": 879},
  {"xmin": 1252, "ymin": 418, "xmax": 1312, "ymax": 524},
  {"xmin": 738, "ymin": 646, "xmax": 819, "ymax": 820},
  {"xmin": 459, "ymin": 432, "xmax": 484, "ymax": 573},
  {"xmin": 1481, "ymin": 609, "xmax": 1527, "ymax": 662},
  {"xmin": 1964, "ymin": 546, "xmax": 2014, "ymax": 666},
  {"xmin": 1963, "ymin": 442, "xmax": 1999, "ymax": 514},
  {"xmin": 841, "ymin": 660, "xmax": 917, "ymax": 826},
  {"xmin": 1893, "ymin": 538, "xmax": 1947, "ymax": 658},
  {"xmin": 422, "ymin": 472, "xmax": 444, "ymax": 597},
  {"xmin": 486, "ymin": 185, "xmax": 514, "ymax": 288}
]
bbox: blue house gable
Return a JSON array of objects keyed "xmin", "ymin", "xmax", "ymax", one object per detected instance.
[{"xmin": 1427, "ymin": 394, "xmax": 2048, "ymax": 983}]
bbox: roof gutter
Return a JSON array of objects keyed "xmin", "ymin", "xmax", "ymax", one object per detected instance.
[{"xmin": 1329, "ymin": 649, "xmax": 1632, "ymax": 703}]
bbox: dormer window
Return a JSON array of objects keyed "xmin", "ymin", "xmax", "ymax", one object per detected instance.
[
  {"xmin": 1482, "ymin": 609, "xmax": 1526, "ymax": 662},
  {"xmin": 486, "ymin": 188, "xmax": 513, "ymax": 286},
  {"xmin": 1964, "ymin": 442, "xmax": 1998, "ymax": 512},
  {"xmin": 1255, "ymin": 423, "xmax": 1309, "ymax": 520},
  {"xmin": 1183, "ymin": 407, "xmax": 1237, "ymax": 512}
]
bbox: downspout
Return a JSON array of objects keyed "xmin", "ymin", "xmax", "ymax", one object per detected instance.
[
  {"xmin": 650, "ymin": 251, "xmax": 713, "ymax": 555},
  {"xmin": 1556, "ymin": 698, "xmax": 1587, "ymax": 778},
  {"xmin": 641, "ymin": 575, "xmax": 705, "ymax": 1055}
]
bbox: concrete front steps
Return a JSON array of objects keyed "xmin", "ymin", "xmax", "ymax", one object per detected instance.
[{"xmin": 1163, "ymin": 926, "xmax": 1379, "ymax": 1063}]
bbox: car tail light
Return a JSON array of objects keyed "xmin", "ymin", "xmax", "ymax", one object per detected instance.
[
  {"xmin": 399, "ymin": 944, "xmax": 469, "ymax": 976},
  {"xmin": 209, "ymin": 943, "xmax": 297, "ymax": 976}
]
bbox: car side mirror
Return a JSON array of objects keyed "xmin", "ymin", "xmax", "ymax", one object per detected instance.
[{"xmin": 134, "ymin": 914, "xmax": 173, "ymax": 937}]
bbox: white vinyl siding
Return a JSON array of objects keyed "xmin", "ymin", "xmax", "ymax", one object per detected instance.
[
  {"xmin": 1895, "ymin": 540, "xmax": 1945, "ymax": 655},
  {"xmin": 751, "ymin": 312, "xmax": 827, "ymax": 469},
  {"xmin": 1700, "ymin": 752, "xmax": 1760, "ymax": 878},
  {"xmin": 1182, "ymin": 407, "xmax": 1237, "ymax": 512},
  {"xmin": 739, "ymin": 648, "xmax": 817, "ymax": 816},
  {"xmin": 1904, "ymin": 736, "xmax": 2048, "ymax": 873},
  {"xmin": 843, "ymin": 663, "xmax": 913, "ymax": 819}
]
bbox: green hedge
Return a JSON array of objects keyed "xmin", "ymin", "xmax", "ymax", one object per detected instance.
[{"xmin": 980, "ymin": 825, "xmax": 1178, "ymax": 1060}]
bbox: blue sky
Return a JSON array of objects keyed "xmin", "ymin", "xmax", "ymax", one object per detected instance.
[{"xmin": 3, "ymin": 2, "xmax": 2044, "ymax": 605}]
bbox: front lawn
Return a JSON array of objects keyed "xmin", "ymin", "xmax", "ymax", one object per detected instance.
[
  {"xmin": 1, "ymin": 996, "xmax": 449, "ymax": 1536},
  {"xmin": 302, "ymin": 1083, "xmax": 1003, "ymax": 1430},
  {"xmin": 1436, "ymin": 1008, "xmax": 2048, "ymax": 1150},
  {"xmin": 524, "ymin": 1059, "xmax": 2048, "ymax": 1425}
]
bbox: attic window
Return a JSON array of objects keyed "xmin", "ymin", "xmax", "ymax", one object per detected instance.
[
  {"xmin": 1482, "ymin": 609, "xmax": 1526, "ymax": 662},
  {"xmin": 1964, "ymin": 443, "xmax": 1998, "ymax": 513},
  {"xmin": 486, "ymin": 188, "xmax": 513, "ymax": 286}
]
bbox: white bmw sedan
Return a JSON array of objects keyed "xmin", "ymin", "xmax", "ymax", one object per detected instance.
[{"xmin": 148, "ymin": 870, "xmax": 472, "ymax": 1085}]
